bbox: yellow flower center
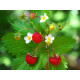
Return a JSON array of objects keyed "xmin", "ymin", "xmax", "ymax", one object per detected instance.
[
  {"xmin": 50, "ymin": 24, "xmax": 55, "ymax": 30},
  {"xmin": 48, "ymin": 37, "xmax": 52, "ymax": 41},
  {"xmin": 28, "ymin": 36, "xmax": 31, "ymax": 40},
  {"xmin": 46, "ymin": 40, "xmax": 51, "ymax": 46},
  {"xmin": 42, "ymin": 16, "xmax": 46, "ymax": 20}
]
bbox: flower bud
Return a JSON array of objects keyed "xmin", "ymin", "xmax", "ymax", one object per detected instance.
[{"xmin": 50, "ymin": 23, "xmax": 55, "ymax": 30}]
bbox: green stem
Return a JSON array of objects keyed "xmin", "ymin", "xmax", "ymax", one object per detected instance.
[{"xmin": 26, "ymin": 19, "xmax": 36, "ymax": 29}]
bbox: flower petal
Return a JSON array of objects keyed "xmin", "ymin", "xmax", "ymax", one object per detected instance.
[
  {"xmin": 43, "ymin": 19, "xmax": 46, "ymax": 22},
  {"xmin": 45, "ymin": 36, "xmax": 48, "ymax": 40},
  {"xmin": 51, "ymin": 40, "xmax": 53, "ymax": 43},
  {"xmin": 40, "ymin": 19, "xmax": 44, "ymax": 23},
  {"xmin": 24, "ymin": 36, "xmax": 27, "ymax": 40},
  {"xmin": 44, "ymin": 13, "xmax": 49, "ymax": 19},
  {"xmin": 46, "ymin": 16, "xmax": 49, "ymax": 19},
  {"xmin": 48, "ymin": 34, "xmax": 52, "ymax": 37},
  {"xmin": 45, "ymin": 39, "xmax": 48, "ymax": 42},
  {"xmin": 27, "ymin": 32, "xmax": 33, "ymax": 37},
  {"xmin": 52, "ymin": 37, "xmax": 55, "ymax": 40},
  {"xmin": 40, "ymin": 15, "xmax": 43, "ymax": 18},
  {"xmin": 44, "ymin": 13, "xmax": 47, "ymax": 16},
  {"xmin": 25, "ymin": 40, "xmax": 30, "ymax": 43}
]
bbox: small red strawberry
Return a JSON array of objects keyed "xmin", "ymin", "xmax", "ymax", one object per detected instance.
[
  {"xmin": 30, "ymin": 13, "xmax": 36, "ymax": 19},
  {"xmin": 32, "ymin": 32, "xmax": 43, "ymax": 43},
  {"xmin": 14, "ymin": 33, "xmax": 21, "ymax": 40},
  {"xmin": 15, "ymin": 36, "xmax": 20, "ymax": 40},
  {"xmin": 26, "ymin": 54, "xmax": 37, "ymax": 65},
  {"xmin": 50, "ymin": 56, "xmax": 61, "ymax": 65}
]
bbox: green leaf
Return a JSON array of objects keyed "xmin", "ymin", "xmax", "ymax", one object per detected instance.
[
  {"xmin": 2, "ymin": 33, "xmax": 37, "ymax": 56},
  {"xmin": 37, "ymin": 46, "xmax": 49, "ymax": 69},
  {"xmin": 12, "ymin": 56, "xmax": 41, "ymax": 70},
  {"xmin": 12, "ymin": 56, "xmax": 34, "ymax": 70},
  {"xmin": 52, "ymin": 36, "xmax": 76, "ymax": 54},
  {"xmin": 17, "ymin": 62, "xmax": 26, "ymax": 70},
  {"xmin": 12, "ymin": 57, "xmax": 26, "ymax": 70},
  {"xmin": 50, "ymin": 56, "xmax": 68, "ymax": 70},
  {"xmin": 35, "ymin": 23, "xmax": 42, "ymax": 33},
  {"xmin": 33, "ymin": 56, "xmax": 42, "ymax": 70},
  {"xmin": 10, "ymin": 20, "xmax": 35, "ymax": 35},
  {"xmin": 41, "ymin": 53, "xmax": 48, "ymax": 69}
]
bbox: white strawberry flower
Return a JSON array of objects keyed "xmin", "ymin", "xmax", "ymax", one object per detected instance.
[
  {"xmin": 45, "ymin": 34, "xmax": 55, "ymax": 45},
  {"xmin": 40, "ymin": 13, "xmax": 49, "ymax": 23},
  {"xmin": 24, "ymin": 32, "xmax": 33, "ymax": 43}
]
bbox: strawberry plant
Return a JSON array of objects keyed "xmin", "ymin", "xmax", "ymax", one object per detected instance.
[{"xmin": 2, "ymin": 10, "xmax": 76, "ymax": 70}]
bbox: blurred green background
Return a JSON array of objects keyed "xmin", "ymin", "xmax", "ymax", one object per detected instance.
[{"xmin": 0, "ymin": 10, "xmax": 80, "ymax": 70}]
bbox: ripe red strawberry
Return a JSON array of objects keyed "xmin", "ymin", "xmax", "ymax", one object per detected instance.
[
  {"xmin": 26, "ymin": 54, "xmax": 37, "ymax": 65},
  {"xmin": 32, "ymin": 32, "xmax": 43, "ymax": 43},
  {"xmin": 30, "ymin": 13, "xmax": 36, "ymax": 19},
  {"xmin": 50, "ymin": 56, "xmax": 61, "ymax": 65}
]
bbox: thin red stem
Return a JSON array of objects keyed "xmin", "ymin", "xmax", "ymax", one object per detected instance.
[
  {"xmin": 45, "ymin": 22, "xmax": 49, "ymax": 34},
  {"xmin": 27, "ymin": 28, "xmax": 37, "ymax": 32},
  {"xmin": 45, "ymin": 53, "xmax": 49, "ymax": 70},
  {"xmin": 18, "ymin": 27, "xmax": 37, "ymax": 34},
  {"xmin": 32, "ymin": 47, "xmax": 38, "ymax": 56},
  {"xmin": 56, "ymin": 25, "xmax": 60, "ymax": 26},
  {"xmin": 36, "ymin": 16, "xmax": 40, "ymax": 18},
  {"xmin": 47, "ymin": 53, "xmax": 49, "ymax": 65},
  {"xmin": 51, "ymin": 44, "xmax": 56, "ymax": 58}
]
